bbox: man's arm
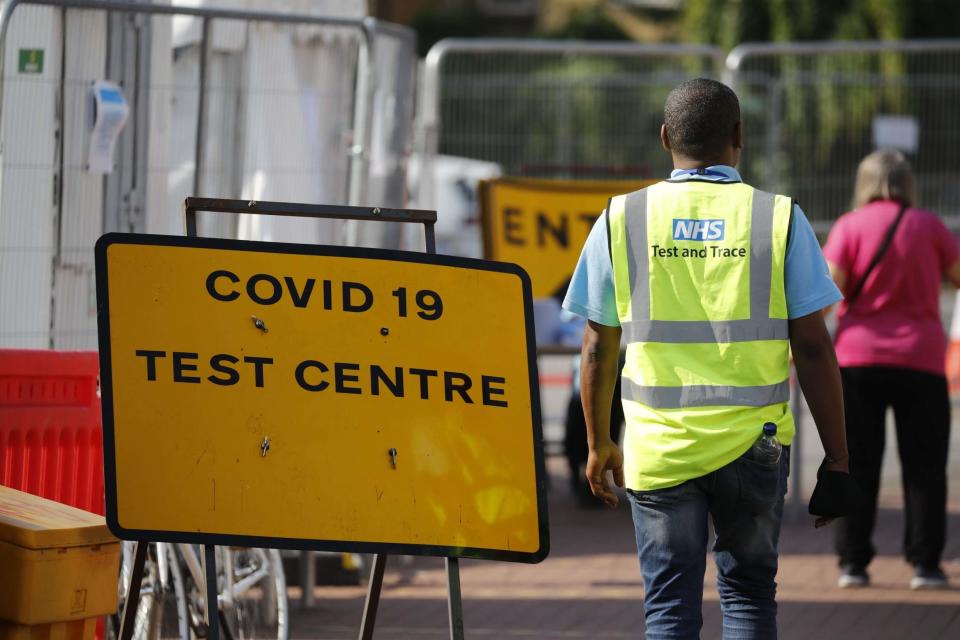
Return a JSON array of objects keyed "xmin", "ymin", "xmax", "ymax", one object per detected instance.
[
  {"xmin": 789, "ymin": 310, "xmax": 849, "ymax": 526},
  {"xmin": 580, "ymin": 319, "xmax": 624, "ymax": 507},
  {"xmin": 790, "ymin": 311, "xmax": 848, "ymax": 471}
]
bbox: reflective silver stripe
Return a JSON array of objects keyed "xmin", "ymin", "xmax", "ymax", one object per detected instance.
[
  {"xmin": 750, "ymin": 190, "xmax": 776, "ymax": 321},
  {"xmin": 621, "ymin": 318, "xmax": 788, "ymax": 343},
  {"xmin": 622, "ymin": 379, "xmax": 790, "ymax": 408},
  {"xmin": 625, "ymin": 189, "xmax": 649, "ymax": 321}
]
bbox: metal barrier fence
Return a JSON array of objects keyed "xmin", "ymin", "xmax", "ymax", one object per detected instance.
[
  {"xmin": 727, "ymin": 40, "xmax": 960, "ymax": 233},
  {"xmin": 7, "ymin": 24, "xmax": 960, "ymax": 341},
  {"xmin": 0, "ymin": 0, "xmax": 415, "ymax": 349},
  {"xmin": 419, "ymin": 37, "xmax": 960, "ymax": 235},
  {"xmin": 416, "ymin": 39, "xmax": 725, "ymax": 209}
]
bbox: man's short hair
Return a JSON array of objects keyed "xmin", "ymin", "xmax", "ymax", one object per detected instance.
[{"xmin": 664, "ymin": 79, "xmax": 741, "ymax": 159}]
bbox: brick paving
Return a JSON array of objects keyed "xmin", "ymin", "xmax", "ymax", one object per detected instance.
[{"xmin": 289, "ymin": 458, "xmax": 960, "ymax": 639}]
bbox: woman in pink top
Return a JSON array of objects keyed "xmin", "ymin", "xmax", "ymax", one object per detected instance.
[{"xmin": 823, "ymin": 150, "xmax": 960, "ymax": 591}]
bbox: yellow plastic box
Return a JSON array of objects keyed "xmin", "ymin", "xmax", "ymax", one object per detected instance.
[
  {"xmin": 0, "ymin": 617, "xmax": 99, "ymax": 640},
  {"xmin": 0, "ymin": 485, "xmax": 120, "ymax": 639}
]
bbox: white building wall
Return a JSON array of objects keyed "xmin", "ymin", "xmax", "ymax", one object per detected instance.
[{"xmin": 0, "ymin": 6, "xmax": 61, "ymax": 348}]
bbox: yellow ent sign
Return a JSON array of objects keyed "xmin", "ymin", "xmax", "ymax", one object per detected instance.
[
  {"xmin": 480, "ymin": 178, "xmax": 657, "ymax": 298},
  {"xmin": 96, "ymin": 234, "xmax": 547, "ymax": 563}
]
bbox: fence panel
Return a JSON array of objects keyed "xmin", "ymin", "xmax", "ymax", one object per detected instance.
[
  {"xmin": 727, "ymin": 40, "xmax": 960, "ymax": 233},
  {"xmin": 345, "ymin": 20, "xmax": 417, "ymax": 249},
  {"xmin": 418, "ymin": 38, "xmax": 725, "ymax": 205},
  {"xmin": 0, "ymin": 0, "xmax": 415, "ymax": 350}
]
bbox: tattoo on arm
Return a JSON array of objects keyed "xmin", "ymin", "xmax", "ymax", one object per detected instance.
[{"xmin": 587, "ymin": 349, "xmax": 600, "ymax": 363}]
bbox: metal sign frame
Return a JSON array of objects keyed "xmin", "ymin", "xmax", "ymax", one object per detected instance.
[{"xmin": 103, "ymin": 197, "xmax": 547, "ymax": 640}]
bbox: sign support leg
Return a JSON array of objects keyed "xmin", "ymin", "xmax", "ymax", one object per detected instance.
[
  {"xmin": 203, "ymin": 544, "xmax": 221, "ymax": 640},
  {"xmin": 300, "ymin": 551, "xmax": 317, "ymax": 609},
  {"xmin": 119, "ymin": 541, "xmax": 148, "ymax": 640},
  {"xmin": 358, "ymin": 553, "xmax": 388, "ymax": 640},
  {"xmin": 446, "ymin": 558, "xmax": 465, "ymax": 640}
]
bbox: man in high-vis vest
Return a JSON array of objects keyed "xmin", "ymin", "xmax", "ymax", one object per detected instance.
[{"xmin": 563, "ymin": 79, "xmax": 852, "ymax": 638}]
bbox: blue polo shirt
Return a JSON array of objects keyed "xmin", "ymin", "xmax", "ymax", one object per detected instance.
[{"xmin": 562, "ymin": 166, "xmax": 841, "ymax": 325}]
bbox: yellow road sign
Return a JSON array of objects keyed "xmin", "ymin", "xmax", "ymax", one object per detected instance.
[
  {"xmin": 96, "ymin": 234, "xmax": 547, "ymax": 563},
  {"xmin": 480, "ymin": 178, "xmax": 657, "ymax": 298}
]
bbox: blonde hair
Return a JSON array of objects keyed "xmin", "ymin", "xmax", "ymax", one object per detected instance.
[{"xmin": 853, "ymin": 149, "xmax": 916, "ymax": 209}]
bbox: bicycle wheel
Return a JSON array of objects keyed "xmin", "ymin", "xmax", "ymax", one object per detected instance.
[
  {"xmin": 218, "ymin": 547, "xmax": 288, "ymax": 640},
  {"xmin": 112, "ymin": 542, "xmax": 190, "ymax": 640}
]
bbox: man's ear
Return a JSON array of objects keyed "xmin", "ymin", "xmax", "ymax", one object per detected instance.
[
  {"xmin": 733, "ymin": 120, "xmax": 743, "ymax": 150},
  {"xmin": 661, "ymin": 124, "xmax": 671, "ymax": 151}
]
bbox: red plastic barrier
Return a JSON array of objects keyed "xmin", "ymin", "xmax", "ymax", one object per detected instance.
[{"xmin": 0, "ymin": 349, "xmax": 105, "ymax": 515}]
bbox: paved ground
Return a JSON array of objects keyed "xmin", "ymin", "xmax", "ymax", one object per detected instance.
[{"xmin": 287, "ymin": 458, "xmax": 960, "ymax": 639}]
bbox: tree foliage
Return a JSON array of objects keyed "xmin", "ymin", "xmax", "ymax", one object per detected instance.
[
  {"xmin": 538, "ymin": 5, "xmax": 630, "ymax": 41},
  {"xmin": 681, "ymin": 0, "xmax": 960, "ymax": 47},
  {"xmin": 681, "ymin": 0, "xmax": 960, "ymax": 220},
  {"xmin": 409, "ymin": 2, "xmax": 489, "ymax": 57}
]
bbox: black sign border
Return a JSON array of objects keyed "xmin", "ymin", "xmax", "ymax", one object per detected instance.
[{"xmin": 95, "ymin": 232, "xmax": 549, "ymax": 564}]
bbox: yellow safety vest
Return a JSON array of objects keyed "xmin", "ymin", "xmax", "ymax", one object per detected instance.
[{"xmin": 608, "ymin": 180, "xmax": 795, "ymax": 491}]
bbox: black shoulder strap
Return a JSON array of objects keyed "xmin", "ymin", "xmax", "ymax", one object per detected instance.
[{"xmin": 845, "ymin": 203, "xmax": 908, "ymax": 306}]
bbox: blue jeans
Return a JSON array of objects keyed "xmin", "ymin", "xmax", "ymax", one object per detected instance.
[{"xmin": 627, "ymin": 448, "xmax": 789, "ymax": 640}]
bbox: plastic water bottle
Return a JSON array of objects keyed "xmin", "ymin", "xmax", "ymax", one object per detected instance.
[{"xmin": 750, "ymin": 422, "xmax": 782, "ymax": 464}]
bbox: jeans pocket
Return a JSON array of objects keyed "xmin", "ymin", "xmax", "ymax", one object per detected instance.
[{"xmin": 737, "ymin": 455, "xmax": 782, "ymax": 514}]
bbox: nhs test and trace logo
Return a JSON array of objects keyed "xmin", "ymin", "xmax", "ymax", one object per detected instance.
[{"xmin": 672, "ymin": 218, "xmax": 725, "ymax": 241}]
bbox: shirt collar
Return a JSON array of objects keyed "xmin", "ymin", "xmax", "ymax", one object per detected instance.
[{"xmin": 668, "ymin": 165, "xmax": 741, "ymax": 182}]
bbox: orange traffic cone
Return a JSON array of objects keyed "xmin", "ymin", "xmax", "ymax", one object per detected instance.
[{"xmin": 946, "ymin": 296, "xmax": 960, "ymax": 396}]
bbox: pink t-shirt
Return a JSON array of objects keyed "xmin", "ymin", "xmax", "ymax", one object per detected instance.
[{"xmin": 823, "ymin": 200, "xmax": 958, "ymax": 375}]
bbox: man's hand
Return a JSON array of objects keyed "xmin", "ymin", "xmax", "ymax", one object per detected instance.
[
  {"xmin": 809, "ymin": 456, "xmax": 861, "ymax": 528},
  {"xmin": 813, "ymin": 455, "xmax": 851, "ymax": 528},
  {"xmin": 586, "ymin": 437, "xmax": 625, "ymax": 507}
]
